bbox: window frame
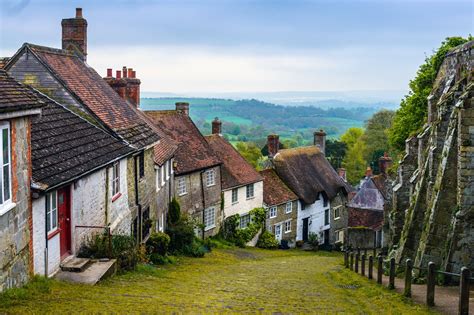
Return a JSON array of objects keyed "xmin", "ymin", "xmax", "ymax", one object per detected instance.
[
  {"xmin": 46, "ymin": 191, "xmax": 58, "ymax": 234},
  {"xmin": 246, "ymin": 183, "xmax": 254, "ymax": 199},
  {"xmin": 112, "ymin": 161, "xmax": 120, "ymax": 197},
  {"xmin": 205, "ymin": 169, "xmax": 215, "ymax": 187},
  {"xmin": 334, "ymin": 206, "xmax": 341, "ymax": 220},
  {"xmin": 156, "ymin": 167, "xmax": 161, "ymax": 191},
  {"xmin": 0, "ymin": 121, "xmax": 13, "ymax": 215},
  {"xmin": 284, "ymin": 220, "xmax": 291, "ymax": 233},
  {"xmin": 239, "ymin": 213, "xmax": 251, "ymax": 229},
  {"xmin": 231, "ymin": 188, "xmax": 238, "ymax": 204},
  {"xmin": 269, "ymin": 206, "xmax": 277, "ymax": 218},
  {"xmin": 138, "ymin": 151, "xmax": 145, "ymax": 179},
  {"xmin": 324, "ymin": 209, "xmax": 329, "ymax": 226},
  {"xmin": 177, "ymin": 177, "xmax": 187, "ymax": 196},
  {"xmin": 204, "ymin": 207, "xmax": 216, "ymax": 231},
  {"xmin": 285, "ymin": 202, "xmax": 292, "ymax": 214}
]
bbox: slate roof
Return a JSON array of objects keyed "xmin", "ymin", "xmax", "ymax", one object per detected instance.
[
  {"xmin": 205, "ymin": 134, "xmax": 262, "ymax": 190},
  {"xmin": 347, "ymin": 178, "xmax": 384, "ymax": 211},
  {"xmin": 31, "ymin": 91, "xmax": 134, "ymax": 190},
  {"xmin": 0, "ymin": 70, "xmax": 45, "ymax": 113},
  {"xmin": 19, "ymin": 43, "xmax": 160, "ymax": 149},
  {"xmin": 145, "ymin": 110, "xmax": 221, "ymax": 174},
  {"xmin": 259, "ymin": 169, "xmax": 298, "ymax": 206},
  {"xmin": 273, "ymin": 146, "xmax": 352, "ymax": 204}
]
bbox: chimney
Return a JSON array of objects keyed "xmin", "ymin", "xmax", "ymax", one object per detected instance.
[
  {"xmin": 267, "ymin": 134, "xmax": 280, "ymax": 158},
  {"xmin": 116, "ymin": 70, "xmax": 122, "ymax": 79},
  {"xmin": 122, "ymin": 66, "xmax": 128, "ymax": 78},
  {"xmin": 62, "ymin": 8, "xmax": 88, "ymax": 61},
  {"xmin": 128, "ymin": 68, "xmax": 133, "ymax": 78},
  {"xmin": 338, "ymin": 168, "xmax": 347, "ymax": 181},
  {"xmin": 314, "ymin": 129, "xmax": 326, "ymax": 155},
  {"xmin": 212, "ymin": 117, "xmax": 222, "ymax": 135},
  {"xmin": 106, "ymin": 68, "xmax": 113, "ymax": 77},
  {"xmin": 365, "ymin": 166, "xmax": 373, "ymax": 178},
  {"xmin": 378, "ymin": 152, "xmax": 393, "ymax": 175},
  {"xmin": 104, "ymin": 67, "xmax": 141, "ymax": 108},
  {"xmin": 176, "ymin": 102, "xmax": 189, "ymax": 116}
]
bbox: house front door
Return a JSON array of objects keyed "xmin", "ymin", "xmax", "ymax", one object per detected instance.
[
  {"xmin": 274, "ymin": 224, "xmax": 282, "ymax": 242},
  {"xmin": 58, "ymin": 186, "xmax": 71, "ymax": 259},
  {"xmin": 302, "ymin": 217, "xmax": 309, "ymax": 241}
]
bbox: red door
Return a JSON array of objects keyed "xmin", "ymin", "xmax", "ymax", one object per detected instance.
[{"xmin": 58, "ymin": 187, "xmax": 71, "ymax": 259}]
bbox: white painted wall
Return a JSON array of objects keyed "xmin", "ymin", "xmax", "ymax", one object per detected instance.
[
  {"xmin": 296, "ymin": 195, "xmax": 331, "ymax": 243},
  {"xmin": 223, "ymin": 181, "xmax": 263, "ymax": 218},
  {"xmin": 32, "ymin": 196, "xmax": 60, "ymax": 277},
  {"xmin": 107, "ymin": 158, "xmax": 130, "ymax": 234}
]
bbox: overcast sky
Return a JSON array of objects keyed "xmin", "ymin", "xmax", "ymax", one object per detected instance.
[{"xmin": 0, "ymin": 0, "xmax": 473, "ymax": 94}]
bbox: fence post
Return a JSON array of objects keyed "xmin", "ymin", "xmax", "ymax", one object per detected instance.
[
  {"xmin": 368, "ymin": 255, "xmax": 373, "ymax": 279},
  {"xmin": 426, "ymin": 262, "xmax": 436, "ymax": 307},
  {"xmin": 404, "ymin": 259, "xmax": 412, "ymax": 297},
  {"xmin": 373, "ymin": 247, "xmax": 376, "ymax": 258},
  {"xmin": 344, "ymin": 251, "xmax": 349, "ymax": 268},
  {"xmin": 388, "ymin": 258, "xmax": 396, "ymax": 289},
  {"xmin": 355, "ymin": 253, "xmax": 360, "ymax": 273},
  {"xmin": 377, "ymin": 255, "xmax": 383, "ymax": 284},
  {"xmin": 350, "ymin": 252, "xmax": 354, "ymax": 271},
  {"xmin": 459, "ymin": 267, "xmax": 470, "ymax": 315},
  {"xmin": 361, "ymin": 254, "xmax": 366, "ymax": 276},
  {"xmin": 357, "ymin": 247, "xmax": 361, "ymax": 255}
]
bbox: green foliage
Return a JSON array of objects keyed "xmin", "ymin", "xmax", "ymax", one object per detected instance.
[
  {"xmin": 0, "ymin": 276, "xmax": 51, "ymax": 307},
  {"xmin": 256, "ymin": 230, "xmax": 279, "ymax": 249},
  {"xmin": 78, "ymin": 233, "xmax": 139, "ymax": 271},
  {"xmin": 204, "ymin": 236, "xmax": 235, "ymax": 249},
  {"xmin": 166, "ymin": 215, "xmax": 196, "ymax": 255},
  {"xmin": 235, "ymin": 141, "xmax": 264, "ymax": 169},
  {"xmin": 168, "ymin": 197, "xmax": 181, "ymax": 225},
  {"xmin": 341, "ymin": 127, "xmax": 367, "ymax": 184},
  {"xmin": 308, "ymin": 232, "xmax": 319, "ymax": 249},
  {"xmin": 220, "ymin": 207, "xmax": 267, "ymax": 247},
  {"xmin": 146, "ymin": 232, "xmax": 170, "ymax": 256},
  {"xmin": 340, "ymin": 127, "xmax": 364, "ymax": 148},
  {"xmin": 388, "ymin": 36, "xmax": 471, "ymax": 151},
  {"xmin": 326, "ymin": 139, "xmax": 347, "ymax": 169}
]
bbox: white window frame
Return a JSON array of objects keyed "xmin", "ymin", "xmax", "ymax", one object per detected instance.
[
  {"xmin": 246, "ymin": 183, "xmax": 254, "ymax": 199},
  {"xmin": 161, "ymin": 165, "xmax": 165, "ymax": 186},
  {"xmin": 156, "ymin": 167, "xmax": 161, "ymax": 191},
  {"xmin": 269, "ymin": 206, "xmax": 277, "ymax": 218},
  {"xmin": 177, "ymin": 177, "xmax": 187, "ymax": 196},
  {"xmin": 240, "ymin": 213, "xmax": 251, "ymax": 229},
  {"xmin": 231, "ymin": 188, "xmax": 238, "ymax": 204},
  {"xmin": 170, "ymin": 158, "xmax": 174, "ymax": 175},
  {"xmin": 204, "ymin": 207, "xmax": 216, "ymax": 231},
  {"xmin": 334, "ymin": 205, "xmax": 341, "ymax": 220},
  {"xmin": 284, "ymin": 220, "xmax": 291, "ymax": 233},
  {"xmin": 166, "ymin": 160, "xmax": 170, "ymax": 180},
  {"xmin": 0, "ymin": 122, "xmax": 13, "ymax": 215},
  {"xmin": 285, "ymin": 202, "xmax": 292, "ymax": 214},
  {"xmin": 46, "ymin": 190, "xmax": 58, "ymax": 234},
  {"xmin": 205, "ymin": 169, "xmax": 215, "ymax": 187},
  {"xmin": 112, "ymin": 161, "xmax": 120, "ymax": 197}
]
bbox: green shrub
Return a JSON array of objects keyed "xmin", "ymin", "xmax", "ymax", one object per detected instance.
[
  {"xmin": 308, "ymin": 232, "xmax": 319, "ymax": 250},
  {"xmin": 205, "ymin": 236, "xmax": 235, "ymax": 249},
  {"xmin": 168, "ymin": 197, "xmax": 181, "ymax": 225},
  {"xmin": 166, "ymin": 215, "xmax": 196, "ymax": 254},
  {"xmin": 183, "ymin": 239, "xmax": 209, "ymax": 257},
  {"xmin": 220, "ymin": 207, "xmax": 267, "ymax": 247},
  {"xmin": 146, "ymin": 232, "xmax": 170, "ymax": 256},
  {"xmin": 256, "ymin": 230, "xmax": 279, "ymax": 249}
]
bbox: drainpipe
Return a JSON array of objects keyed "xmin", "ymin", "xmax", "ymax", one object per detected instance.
[
  {"xmin": 44, "ymin": 193, "xmax": 48, "ymax": 277},
  {"xmin": 134, "ymin": 153, "xmax": 142, "ymax": 243},
  {"xmin": 200, "ymin": 170, "xmax": 206, "ymax": 239}
]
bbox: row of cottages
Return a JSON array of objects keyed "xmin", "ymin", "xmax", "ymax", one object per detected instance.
[
  {"xmin": 0, "ymin": 8, "xmax": 178, "ymax": 285},
  {"xmin": 262, "ymin": 132, "xmax": 353, "ymax": 247}
]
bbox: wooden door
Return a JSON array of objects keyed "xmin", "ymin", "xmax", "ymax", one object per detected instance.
[
  {"xmin": 302, "ymin": 217, "xmax": 309, "ymax": 241},
  {"xmin": 58, "ymin": 187, "xmax": 71, "ymax": 259}
]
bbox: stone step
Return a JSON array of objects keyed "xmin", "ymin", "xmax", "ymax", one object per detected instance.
[
  {"xmin": 55, "ymin": 259, "xmax": 117, "ymax": 285},
  {"xmin": 60, "ymin": 257, "xmax": 91, "ymax": 272}
]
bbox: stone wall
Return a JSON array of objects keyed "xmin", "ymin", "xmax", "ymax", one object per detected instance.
[
  {"xmin": 390, "ymin": 41, "xmax": 474, "ymax": 273},
  {"xmin": 329, "ymin": 192, "xmax": 349, "ymax": 245},
  {"xmin": 266, "ymin": 200, "xmax": 298, "ymax": 246},
  {"xmin": 0, "ymin": 117, "xmax": 32, "ymax": 291}
]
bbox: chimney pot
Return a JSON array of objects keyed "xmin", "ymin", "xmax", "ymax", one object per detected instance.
[
  {"xmin": 122, "ymin": 66, "xmax": 127, "ymax": 78},
  {"xmin": 128, "ymin": 68, "xmax": 133, "ymax": 78},
  {"xmin": 116, "ymin": 70, "xmax": 122, "ymax": 79},
  {"xmin": 378, "ymin": 152, "xmax": 393, "ymax": 175},
  {"xmin": 365, "ymin": 167, "xmax": 373, "ymax": 178},
  {"xmin": 314, "ymin": 129, "xmax": 327, "ymax": 155},
  {"xmin": 107, "ymin": 68, "xmax": 113, "ymax": 77},
  {"xmin": 267, "ymin": 134, "xmax": 280, "ymax": 158},
  {"xmin": 131, "ymin": 70, "xmax": 136, "ymax": 78},
  {"xmin": 212, "ymin": 117, "xmax": 222, "ymax": 135},
  {"xmin": 76, "ymin": 8, "xmax": 83, "ymax": 18},
  {"xmin": 176, "ymin": 102, "xmax": 190, "ymax": 116}
]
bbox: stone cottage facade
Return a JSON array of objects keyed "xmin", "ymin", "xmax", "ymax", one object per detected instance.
[
  {"xmin": 390, "ymin": 40, "xmax": 474, "ymax": 273},
  {"xmin": 0, "ymin": 71, "xmax": 43, "ymax": 291}
]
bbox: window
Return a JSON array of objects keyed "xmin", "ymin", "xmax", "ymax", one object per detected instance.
[
  {"xmin": 334, "ymin": 206, "xmax": 341, "ymax": 220},
  {"xmin": 335, "ymin": 230, "xmax": 344, "ymax": 243},
  {"xmin": 204, "ymin": 207, "xmax": 216, "ymax": 230},
  {"xmin": 177, "ymin": 177, "xmax": 187, "ymax": 196},
  {"xmin": 0, "ymin": 122, "xmax": 11, "ymax": 212},
  {"xmin": 301, "ymin": 202, "xmax": 306, "ymax": 210},
  {"xmin": 170, "ymin": 158, "xmax": 174, "ymax": 175},
  {"xmin": 206, "ymin": 169, "xmax": 215, "ymax": 187},
  {"xmin": 284, "ymin": 220, "xmax": 291, "ymax": 233},
  {"xmin": 156, "ymin": 167, "xmax": 161, "ymax": 191},
  {"xmin": 269, "ymin": 206, "xmax": 277, "ymax": 218},
  {"xmin": 285, "ymin": 202, "xmax": 292, "ymax": 213},
  {"xmin": 112, "ymin": 162, "xmax": 120, "ymax": 196},
  {"xmin": 138, "ymin": 151, "xmax": 145, "ymax": 179},
  {"xmin": 161, "ymin": 165, "xmax": 165, "ymax": 186},
  {"xmin": 46, "ymin": 191, "xmax": 58, "ymax": 233},
  {"xmin": 167, "ymin": 160, "xmax": 172, "ymax": 179},
  {"xmin": 246, "ymin": 183, "xmax": 254, "ymax": 199},
  {"xmin": 324, "ymin": 209, "xmax": 329, "ymax": 226},
  {"xmin": 231, "ymin": 188, "xmax": 238, "ymax": 204},
  {"xmin": 240, "ymin": 214, "xmax": 251, "ymax": 228},
  {"xmin": 323, "ymin": 194, "xmax": 328, "ymax": 207}
]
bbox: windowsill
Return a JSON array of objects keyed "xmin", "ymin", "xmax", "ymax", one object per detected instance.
[
  {"xmin": 178, "ymin": 192, "xmax": 187, "ymax": 197},
  {"xmin": 47, "ymin": 229, "xmax": 60, "ymax": 240},
  {"xmin": 232, "ymin": 201, "xmax": 239, "ymax": 205},
  {"xmin": 285, "ymin": 211, "xmax": 292, "ymax": 214},
  {"xmin": 246, "ymin": 196, "xmax": 255, "ymax": 200},
  {"xmin": 270, "ymin": 216, "xmax": 277, "ymax": 219},
  {"xmin": 284, "ymin": 230, "xmax": 291, "ymax": 234},
  {"xmin": 0, "ymin": 201, "xmax": 16, "ymax": 217},
  {"xmin": 206, "ymin": 184, "xmax": 216, "ymax": 188},
  {"xmin": 204, "ymin": 224, "xmax": 216, "ymax": 232},
  {"xmin": 334, "ymin": 217, "xmax": 340, "ymax": 220},
  {"xmin": 112, "ymin": 193, "xmax": 122, "ymax": 202}
]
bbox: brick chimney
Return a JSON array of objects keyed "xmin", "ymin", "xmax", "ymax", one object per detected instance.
[
  {"xmin": 212, "ymin": 117, "xmax": 222, "ymax": 135},
  {"xmin": 365, "ymin": 166, "xmax": 373, "ymax": 178},
  {"xmin": 104, "ymin": 66, "xmax": 141, "ymax": 108},
  {"xmin": 314, "ymin": 129, "xmax": 326, "ymax": 155},
  {"xmin": 62, "ymin": 8, "xmax": 88, "ymax": 61},
  {"xmin": 267, "ymin": 134, "xmax": 280, "ymax": 158},
  {"xmin": 378, "ymin": 152, "xmax": 393, "ymax": 175},
  {"xmin": 338, "ymin": 168, "xmax": 347, "ymax": 181},
  {"xmin": 176, "ymin": 102, "xmax": 189, "ymax": 116}
]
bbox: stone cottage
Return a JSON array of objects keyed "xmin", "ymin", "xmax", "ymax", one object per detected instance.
[
  {"xmin": 259, "ymin": 169, "xmax": 299, "ymax": 247},
  {"xmin": 4, "ymin": 9, "xmax": 162, "ymax": 243},
  {"xmin": 267, "ymin": 133, "xmax": 352, "ymax": 246},
  {"xmin": 390, "ymin": 40, "xmax": 474, "ymax": 273},
  {"xmin": 205, "ymin": 118, "xmax": 263, "ymax": 227},
  {"xmin": 146, "ymin": 103, "xmax": 223, "ymax": 238},
  {"xmin": 0, "ymin": 70, "xmax": 43, "ymax": 291}
]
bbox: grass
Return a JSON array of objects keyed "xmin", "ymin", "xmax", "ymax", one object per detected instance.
[{"xmin": 0, "ymin": 249, "xmax": 435, "ymax": 314}]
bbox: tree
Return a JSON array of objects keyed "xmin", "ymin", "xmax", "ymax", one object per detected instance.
[
  {"xmin": 388, "ymin": 36, "xmax": 471, "ymax": 151},
  {"xmin": 340, "ymin": 127, "xmax": 366, "ymax": 184},
  {"xmin": 340, "ymin": 127, "xmax": 364, "ymax": 148},
  {"xmin": 326, "ymin": 139, "xmax": 347, "ymax": 169},
  {"xmin": 362, "ymin": 110, "xmax": 395, "ymax": 172},
  {"xmin": 235, "ymin": 142, "xmax": 263, "ymax": 169}
]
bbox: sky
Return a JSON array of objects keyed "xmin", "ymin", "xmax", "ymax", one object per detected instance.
[{"xmin": 0, "ymin": 0, "xmax": 473, "ymax": 96}]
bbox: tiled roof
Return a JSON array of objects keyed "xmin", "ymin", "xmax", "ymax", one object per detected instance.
[
  {"xmin": 205, "ymin": 134, "xmax": 262, "ymax": 189},
  {"xmin": 0, "ymin": 58, "xmax": 10, "ymax": 69},
  {"xmin": 273, "ymin": 146, "xmax": 352, "ymax": 204},
  {"xmin": 145, "ymin": 110, "xmax": 221, "ymax": 174},
  {"xmin": 347, "ymin": 178, "xmax": 384, "ymax": 210},
  {"xmin": 151, "ymin": 124, "xmax": 178, "ymax": 166},
  {"xmin": 348, "ymin": 207, "xmax": 384, "ymax": 231},
  {"xmin": 0, "ymin": 70, "xmax": 45, "ymax": 113},
  {"xmin": 25, "ymin": 44, "xmax": 159, "ymax": 149},
  {"xmin": 31, "ymin": 91, "xmax": 134, "ymax": 190},
  {"xmin": 259, "ymin": 169, "xmax": 298, "ymax": 206}
]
